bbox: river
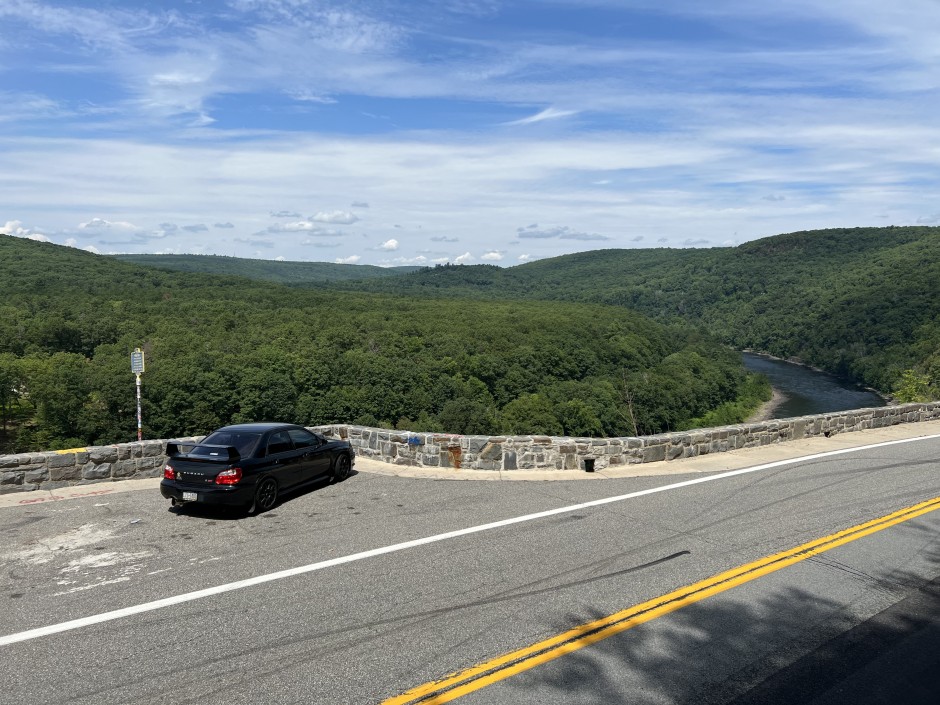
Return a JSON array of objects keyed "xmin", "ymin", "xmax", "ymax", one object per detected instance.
[{"xmin": 742, "ymin": 352, "xmax": 886, "ymax": 420}]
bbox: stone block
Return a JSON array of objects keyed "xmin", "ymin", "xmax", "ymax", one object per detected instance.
[
  {"xmin": 642, "ymin": 444, "xmax": 667, "ymax": 463},
  {"xmin": 667, "ymin": 445, "xmax": 684, "ymax": 460},
  {"xmin": 142, "ymin": 443, "xmax": 163, "ymax": 457},
  {"xmin": 1, "ymin": 471, "xmax": 24, "ymax": 485},
  {"xmin": 24, "ymin": 468, "xmax": 49, "ymax": 484},
  {"xmin": 47, "ymin": 453, "xmax": 76, "ymax": 468},
  {"xmin": 88, "ymin": 447, "xmax": 119, "ymax": 463},
  {"xmin": 50, "ymin": 463, "xmax": 81, "ymax": 482},
  {"xmin": 479, "ymin": 442, "xmax": 502, "ymax": 461},
  {"xmin": 112, "ymin": 459, "xmax": 139, "ymax": 478},
  {"xmin": 82, "ymin": 463, "xmax": 112, "ymax": 481},
  {"xmin": 503, "ymin": 451, "xmax": 517, "ymax": 470}
]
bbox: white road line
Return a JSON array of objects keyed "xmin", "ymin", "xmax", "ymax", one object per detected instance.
[{"xmin": 2, "ymin": 433, "xmax": 938, "ymax": 648}]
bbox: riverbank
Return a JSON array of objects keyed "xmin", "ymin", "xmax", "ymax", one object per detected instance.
[{"xmin": 745, "ymin": 388, "xmax": 788, "ymax": 423}]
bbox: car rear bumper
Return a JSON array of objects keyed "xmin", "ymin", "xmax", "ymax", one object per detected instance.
[{"xmin": 160, "ymin": 479, "xmax": 255, "ymax": 507}]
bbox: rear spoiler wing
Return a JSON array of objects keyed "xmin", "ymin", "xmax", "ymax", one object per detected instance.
[{"xmin": 165, "ymin": 443, "xmax": 240, "ymax": 461}]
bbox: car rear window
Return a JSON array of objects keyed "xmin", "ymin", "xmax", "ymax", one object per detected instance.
[{"xmin": 197, "ymin": 431, "xmax": 262, "ymax": 457}]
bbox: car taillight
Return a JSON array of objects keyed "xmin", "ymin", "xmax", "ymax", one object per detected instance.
[
  {"xmin": 163, "ymin": 464, "xmax": 176, "ymax": 480},
  {"xmin": 215, "ymin": 467, "xmax": 243, "ymax": 485}
]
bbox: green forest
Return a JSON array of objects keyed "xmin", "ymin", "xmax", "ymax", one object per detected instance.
[
  {"xmin": 2, "ymin": 226, "xmax": 936, "ymax": 454},
  {"xmin": 330, "ymin": 227, "xmax": 940, "ymax": 399},
  {"xmin": 0, "ymin": 236, "xmax": 768, "ymax": 453}
]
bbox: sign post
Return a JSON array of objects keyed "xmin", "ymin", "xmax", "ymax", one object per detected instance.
[{"xmin": 131, "ymin": 348, "xmax": 145, "ymax": 441}]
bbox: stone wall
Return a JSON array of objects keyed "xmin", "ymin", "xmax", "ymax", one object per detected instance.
[
  {"xmin": 313, "ymin": 402, "xmax": 940, "ymax": 472},
  {"xmin": 2, "ymin": 403, "xmax": 938, "ymax": 493},
  {"xmin": 0, "ymin": 437, "xmax": 201, "ymax": 494}
]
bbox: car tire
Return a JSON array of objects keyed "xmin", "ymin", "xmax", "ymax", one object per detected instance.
[
  {"xmin": 252, "ymin": 477, "xmax": 278, "ymax": 513},
  {"xmin": 331, "ymin": 454, "xmax": 351, "ymax": 483}
]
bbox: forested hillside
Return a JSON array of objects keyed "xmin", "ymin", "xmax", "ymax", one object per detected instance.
[
  {"xmin": 112, "ymin": 253, "xmax": 421, "ymax": 284},
  {"xmin": 329, "ymin": 227, "xmax": 940, "ymax": 398},
  {"xmin": 0, "ymin": 237, "xmax": 766, "ymax": 452}
]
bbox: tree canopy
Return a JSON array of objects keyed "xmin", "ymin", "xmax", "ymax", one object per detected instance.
[{"xmin": 0, "ymin": 236, "xmax": 768, "ymax": 452}]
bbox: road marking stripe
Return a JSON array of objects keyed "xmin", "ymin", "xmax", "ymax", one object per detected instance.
[
  {"xmin": 1, "ymin": 433, "xmax": 938, "ymax": 648},
  {"xmin": 383, "ymin": 495, "xmax": 940, "ymax": 705}
]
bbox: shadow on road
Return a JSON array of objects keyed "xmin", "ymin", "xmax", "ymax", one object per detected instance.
[{"xmin": 508, "ymin": 530, "xmax": 940, "ymax": 705}]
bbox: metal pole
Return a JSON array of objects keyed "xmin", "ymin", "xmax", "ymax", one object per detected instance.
[{"xmin": 136, "ymin": 373, "xmax": 142, "ymax": 441}]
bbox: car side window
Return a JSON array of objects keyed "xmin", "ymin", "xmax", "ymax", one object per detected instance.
[
  {"xmin": 266, "ymin": 431, "xmax": 294, "ymax": 455},
  {"xmin": 288, "ymin": 428, "xmax": 318, "ymax": 449}
]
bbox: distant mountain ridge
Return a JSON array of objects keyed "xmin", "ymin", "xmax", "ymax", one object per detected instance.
[{"xmin": 111, "ymin": 253, "xmax": 422, "ymax": 284}]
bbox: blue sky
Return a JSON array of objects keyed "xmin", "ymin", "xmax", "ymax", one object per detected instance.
[{"xmin": 2, "ymin": 0, "xmax": 939, "ymax": 266}]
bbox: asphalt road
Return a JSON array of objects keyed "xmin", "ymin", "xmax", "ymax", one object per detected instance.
[{"xmin": 1, "ymin": 425, "xmax": 938, "ymax": 704}]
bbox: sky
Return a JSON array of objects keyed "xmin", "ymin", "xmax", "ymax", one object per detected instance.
[{"xmin": 1, "ymin": 0, "xmax": 939, "ymax": 267}]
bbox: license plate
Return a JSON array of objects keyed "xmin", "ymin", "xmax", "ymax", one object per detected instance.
[{"xmin": 182, "ymin": 491, "xmax": 198, "ymax": 502}]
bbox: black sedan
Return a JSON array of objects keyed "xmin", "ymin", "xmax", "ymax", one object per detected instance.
[{"xmin": 160, "ymin": 423, "xmax": 354, "ymax": 514}]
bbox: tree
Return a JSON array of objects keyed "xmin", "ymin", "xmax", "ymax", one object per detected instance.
[
  {"xmin": 499, "ymin": 394, "xmax": 563, "ymax": 436},
  {"xmin": 892, "ymin": 369, "xmax": 932, "ymax": 403}
]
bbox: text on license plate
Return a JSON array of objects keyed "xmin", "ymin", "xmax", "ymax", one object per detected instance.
[{"xmin": 182, "ymin": 491, "xmax": 198, "ymax": 502}]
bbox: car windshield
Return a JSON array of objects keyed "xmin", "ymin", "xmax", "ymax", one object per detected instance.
[{"xmin": 196, "ymin": 431, "xmax": 263, "ymax": 457}]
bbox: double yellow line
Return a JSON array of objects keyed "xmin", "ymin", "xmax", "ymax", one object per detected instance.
[{"xmin": 383, "ymin": 495, "xmax": 940, "ymax": 705}]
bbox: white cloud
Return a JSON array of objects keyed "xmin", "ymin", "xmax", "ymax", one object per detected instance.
[
  {"xmin": 517, "ymin": 225, "xmax": 611, "ymax": 241},
  {"xmin": 504, "ymin": 107, "xmax": 580, "ymax": 126},
  {"xmin": 79, "ymin": 217, "xmax": 140, "ymax": 232},
  {"xmin": 518, "ymin": 253, "xmax": 533, "ymax": 262},
  {"xmin": 269, "ymin": 221, "xmax": 342, "ymax": 236},
  {"xmin": 311, "ymin": 210, "xmax": 359, "ymax": 224},
  {"xmin": 454, "ymin": 252, "xmax": 474, "ymax": 264},
  {"xmin": 380, "ymin": 238, "xmax": 399, "ymax": 251},
  {"xmin": 381, "ymin": 254, "xmax": 428, "ymax": 266},
  {"xmin": 2, "ymin": 220, "xmax": 44, "ymax": 238},
  {"xmin": 335, "ymin": 255, "xmax": 361, "ymax": 264},
  {"xmin": 83, "ymin": 244, "xmax": 101, "ymax": 254},
  {"xmin": 481, "ymin": 250, "xmax": 504, "ymax": 261}
]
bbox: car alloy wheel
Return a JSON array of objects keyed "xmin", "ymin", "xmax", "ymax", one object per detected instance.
[
  {"xmin": 332, "ymin": 454, "xmax": 351, "ymax": 483},
  {"xmin": 254, "ymin": 477, "xmax": 278, "ymax": 512}
]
